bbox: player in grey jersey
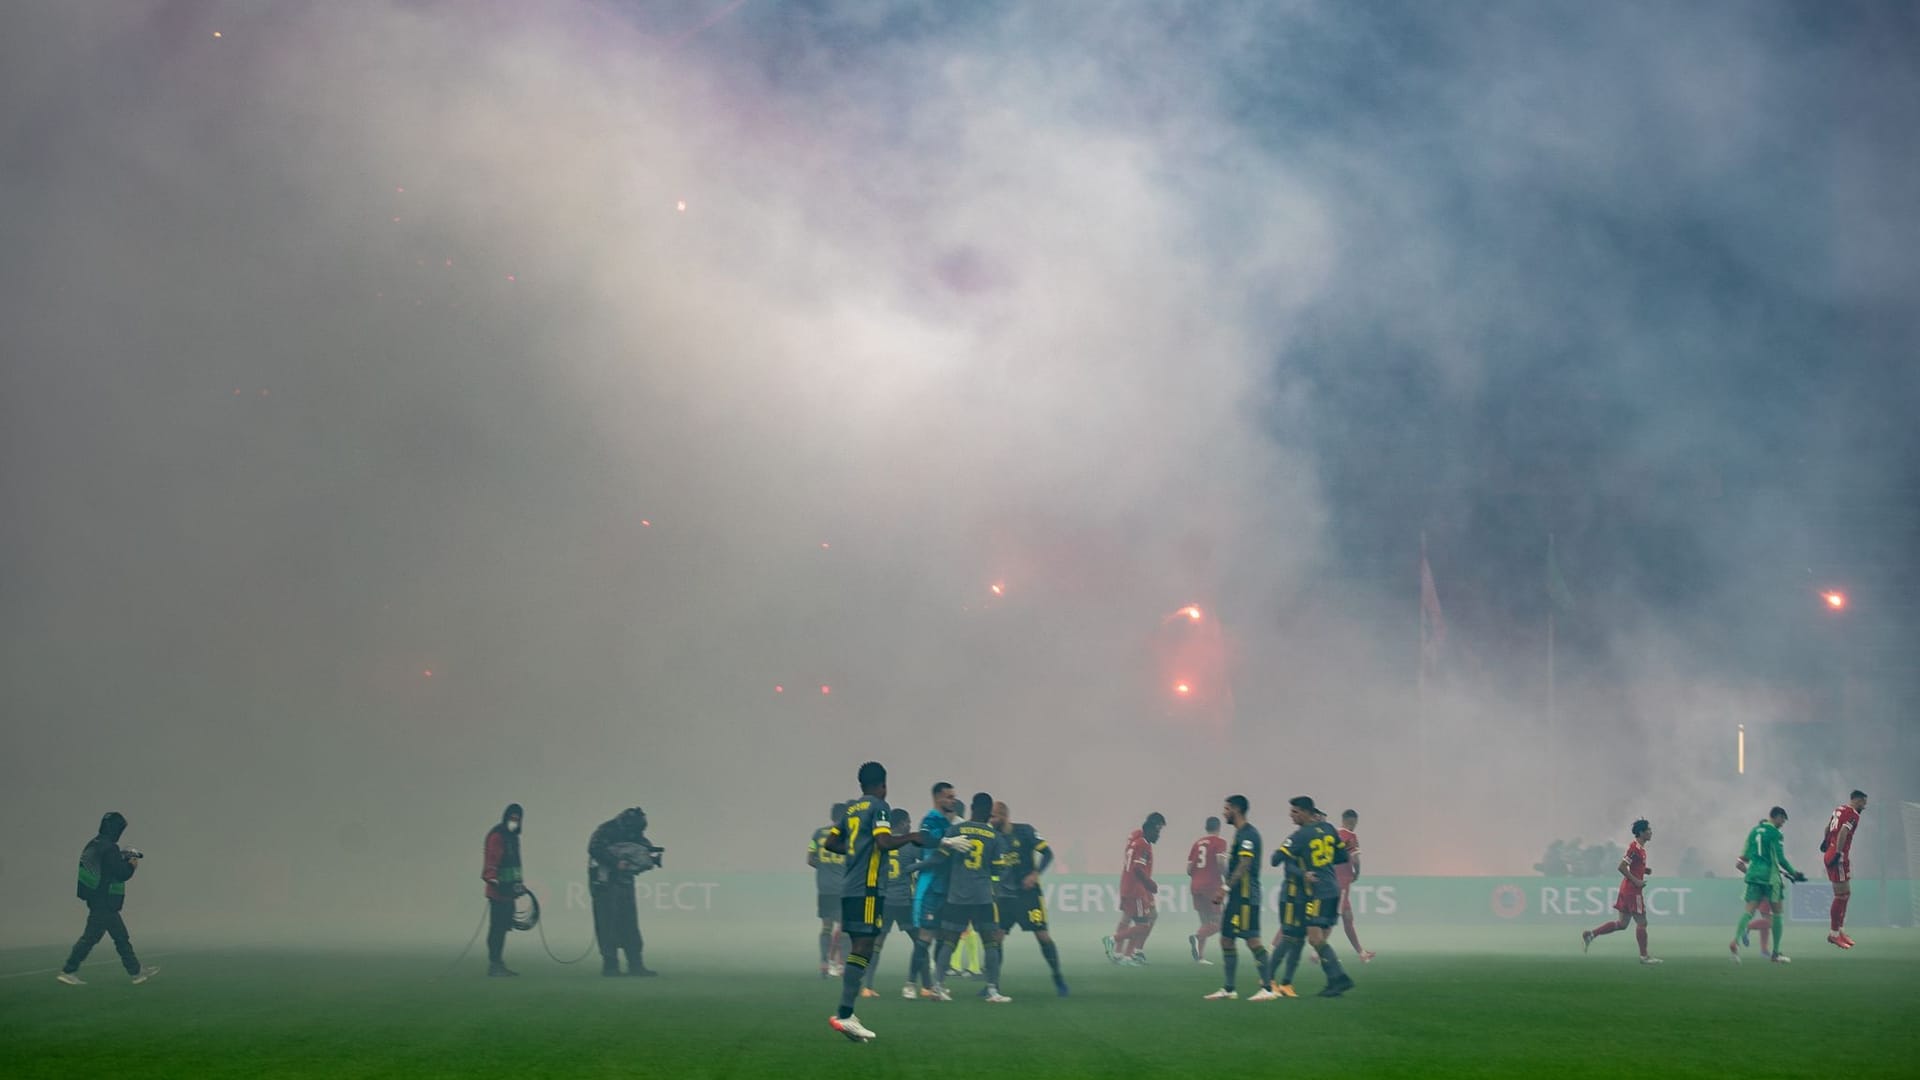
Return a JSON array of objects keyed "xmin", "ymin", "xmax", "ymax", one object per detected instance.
[
  {"xmin": 866, "ymin": 807, "xmax": 919, "ymax": 999},
  {"xmin": 934, "ymin": 792, "xmax": 1012, "ymax": 1002},
  {"xmin": 822, "ymin": 762, "xmax": 940, "ymax": 1042}
]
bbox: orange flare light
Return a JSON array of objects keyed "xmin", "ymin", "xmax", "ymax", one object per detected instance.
[
  {"xmin": 1823, "ymin": 590, "xmax": 1847, "ymax": 611},
  {"xmin": 1173, "ymin": 681, "xmax": 1192, "ymax": 695}
]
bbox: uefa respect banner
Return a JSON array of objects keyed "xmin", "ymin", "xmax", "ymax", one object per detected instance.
[{"xmin": 534, "ymin": 874, "xmax": 1914, "ymax": 927}]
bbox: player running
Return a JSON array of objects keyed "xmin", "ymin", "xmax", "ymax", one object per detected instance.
[
  {"xmin": 1821, "ymin": 790, "xmax": 1867, "ymax": 949},
  {"xmin": 991, "ymin": 800, "xmax": 1069, "ymax": 996},
  {"xmin": 935, "ymin": 793, "xmax": 1011, "ymax": 1003},
  {"xmin": 1187, "ymin": 816, "xmax": 1227, "ymax": 964},
  {"xmin": 822, "ymin": 762, "xmax": 936, "ymax": 1042},
  {"xmin": 1106, "ymin": 812, "xmax": 1165, "ymax": 965},
  {"xmin": 1581, "ymin": 819, "xmax": 1660, "ymax": 964},
  {"xmin": 1203, "ymin": 795, "xmax": 1274, "ymax": 1000},
  {"xmin": 1730, "ymin": 806, "xmax": 1805, "ymax": 965},
  {"xmin": 908, "ymin": 782, "xmax": 963, "ymax": 997},
  {"xmin": 1265, "ymin": 796, "xmax": 1354, "ymax": 999},
  {"xmin": 809, "ymin": 802, "xmax": 849, "ymax": 978},
  {"xmin": 1334, "ymin": 809, "xmax": 1376, "ymax": 962}
]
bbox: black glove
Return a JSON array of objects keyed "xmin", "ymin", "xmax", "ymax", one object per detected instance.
[
  {"xmin": 1269, "ymin": 850, "xmax": 1285, "ymax": 868},
  {"xmin": 1790, "ymin": 871, "xmax": 1807, "ymax": 883}
]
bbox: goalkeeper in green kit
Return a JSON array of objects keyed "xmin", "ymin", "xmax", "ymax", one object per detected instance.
[{"xmin": 1730, "ymin": 806, "xmax": 1804, "ymax": 964}]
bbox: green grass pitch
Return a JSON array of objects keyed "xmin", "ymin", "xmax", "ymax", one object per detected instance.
[{"xmin": 5, "ymin": 924, "xmax": 1916, "ymax": 1078}]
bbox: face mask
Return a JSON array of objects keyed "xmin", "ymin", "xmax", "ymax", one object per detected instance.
[{"xmin": 507, "ymin": 820, "xmax": 521, "ymax": 834}]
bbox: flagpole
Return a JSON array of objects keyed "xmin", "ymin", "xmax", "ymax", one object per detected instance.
[
  {"xmin": 1418, "ymin": 531, "xmax": 1428, "ymax": 785},
  {"xmin": 1548, "ymin": 532, "xmax": 1558, "ymax": 814}
]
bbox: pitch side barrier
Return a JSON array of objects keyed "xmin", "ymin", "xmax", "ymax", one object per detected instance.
[{"xmin": 531, "ymin": 875, "xmax": 1914, "ymax": 928}]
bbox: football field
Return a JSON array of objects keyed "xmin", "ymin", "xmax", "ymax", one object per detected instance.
[{"xmin": 6, "ymin": 924, "xmax": 1917, "ymax": 1078}]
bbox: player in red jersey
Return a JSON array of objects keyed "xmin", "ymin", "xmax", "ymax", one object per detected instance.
[
  {"xmin": 1334, "ymin": 809, "xmax": 1376, "ymax": 962},
  {"xmin": 1104, "ymin": 812, "xmax": 1164, "ymax": 965},
  {"xmin": 1186, "ymin": 816, "xmax": 1228, "ymax": 963},
  {"xmin": 1822, "ymin": 790, "xmax": 1867, "ymax": 949},
  {"xmin": 1582, "ymin": 819, "xmax": 1661, "ymax": 965}
]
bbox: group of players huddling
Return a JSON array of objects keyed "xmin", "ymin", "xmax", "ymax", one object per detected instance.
[
  {"xmin": 811, "ymin": 765, "xmax": 1070, "ymax": 1041},
  {"xmin": 812, "ymin": 762, "xmax": 1380, "ymax": 1041},
  {"xmin": 1579, "ymin": 790, "xmax": 1870, "ymax": 966}
]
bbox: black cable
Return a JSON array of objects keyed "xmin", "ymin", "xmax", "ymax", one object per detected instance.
[
  {"xmin": 439, "ymin": 901, "xmax": 490, "ymax": 976},
  {"xmin": 534, "ymin": 896, "xmax": 599, "ymax": 965}
]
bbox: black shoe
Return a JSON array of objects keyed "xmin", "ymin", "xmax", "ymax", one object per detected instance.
[
  {"xmin": 602, "ymin": 964, "xmax": 622, "ymax": 977},
  {"xmin": 627, "ymin": 966, "xmax": 658, "ymax": 977},
  {"xmin": 1318, "ymin": 974, "xmax": 1354, "ymax": 998},
  {"xmin": 487, "ymin": 963, "xmax": 519, "ymax": 977}
]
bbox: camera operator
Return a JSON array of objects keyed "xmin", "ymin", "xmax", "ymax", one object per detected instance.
[
  {"xmin": 587, "ymin": 806, "xmax": 661, "ymax": 976},
  {"xmin": 58, "ymin": 812, "xmax": 159, "ymax": 985},
  {"xmin": 482, "ymin": 803, "xmax": 526, "ymax": 977}
]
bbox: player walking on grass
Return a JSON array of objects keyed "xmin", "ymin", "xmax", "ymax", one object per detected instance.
[
  {"xmin": 1731, "ymin": 806, "xmax": 1805, "ymax": 965},
  {"xmin": 1263, "ymin": 796, "xmax": 1354, "ymax": 999},
  {"xmin": 1582, "ymin": 819, "xmax": 1660, "ymax": 964},
  {"xmin": 810, "ymin": 803, "xmax": 849, "ymax": 978},
  {"xmin": 1822, "ymin": 790, "xmax": 1867, "ymax": 949},
  {"xmin": 1334, "ymin": 809, "xmax": 1375, "ymax": 962},
  {"xmin": 1203, "ymin": 795, "xmax": 1273, "ymax": 1000},
  {"xmin": 935, "ymin": 793, "xmax": 1011, "ymax": 1002},
  {"xmin": 1106, "ymin": 812, "xmax": 1164, "ymax": 964},
  {"xmin": 823, "ymin": 762, "xmax": 934, "ymax": 1042},
  {"xmin": 1187, "ymin": 816, "xmax": 1227, "ymax": 964},
  {"xmin": 992, "ymin": 800, "xmax": 1069, "ymax": 996}
]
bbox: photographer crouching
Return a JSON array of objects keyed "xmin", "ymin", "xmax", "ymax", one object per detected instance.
[
  {"xmin": 58, "ymin": 811, "xmax": 159, "ymax": 985},
  {"xmin": 587, "ymin": 806, "xmax": 663, "ymax": 976}
]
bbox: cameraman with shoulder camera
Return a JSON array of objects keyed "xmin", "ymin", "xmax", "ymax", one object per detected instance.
[
  {"xmin": 587, "ymin": 806, "xmax": 661, "ymax": 976},
  {"xmin": 58, "ymin": 811, "xmax": 159, "ymax": 985}
]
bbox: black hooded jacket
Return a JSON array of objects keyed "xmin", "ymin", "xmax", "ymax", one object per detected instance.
[
  {"xmin": 76, "ymin": 812, "xmax": 137, "ymax": 911},
  {"xmin": 587, "ymin": 808, "xmax": 652, "ymax": 888},
  {"xmin": 483, "ymin": 803, "xmax": 524, "ymax": 901}
]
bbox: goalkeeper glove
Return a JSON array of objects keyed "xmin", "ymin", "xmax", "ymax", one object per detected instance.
[
  {"xmin": 1789, "ymin": 871, "xmax": 1807, "ymax": 883},
  {"xmin": 940, "ymin": 835, "xmax": 973, "ymax": 854}
]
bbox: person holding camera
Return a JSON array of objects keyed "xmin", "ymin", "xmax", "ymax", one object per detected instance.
[
  {"xmin": 58, "ymin": 811, "xmax": 159, "ymax": 985},
  {"xmin": 482, "ymin": 803, "xmax": 526, "ymax": 977},
  {"xmin": 587, "ymin": 806, "xmax": 660, "ymax": 976}
]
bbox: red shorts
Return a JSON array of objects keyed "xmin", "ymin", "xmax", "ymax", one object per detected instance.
[
  {"xmin": 1827, "ymin": 858, "xmax": 1850, "ymax": 884},
  {"xmin": 1120, "ymin": 894, "xmax": 1156, "ymax": 921},
  {"xmin": 1614, "ymin": 889, "xmax": 1645, "ymax": 916}
]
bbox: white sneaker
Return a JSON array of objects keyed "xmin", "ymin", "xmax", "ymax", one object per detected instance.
[
  {"xmin": 1203, "ymin": 988, "xmax": 1237, "ymax": 1000},
  {"xmin": 131, "ymin": 966, "xmax": 160, "ymax": 984},
  {"xmin": 1248, "ymin": 988, "xmax": 1281, "ymax": 1001},
  {"xmin": 829, "ymin": 1015, "xmax": 876, "ymax": 1042},
  {"xmin": 1638, "ymin": 956, "xmax": 1663, "ymax": 966},
  {"xmin": 1195, "ymin": 958, "xmax": 1214, "ymax": 966},
  {"xmin": 56, "ymin": 972, "xmax": 85, "ymax": 986},
  {"xmin": 983, "ymin": 987, "xmax": 1012, "ymax": 1004},
  {"xmin": 1102, "ymin": 936, "xmax": 1117, "ymax": 963},
  {"xmin": 930, "ymin": 986, "xmax": 953, "ymax": 1001},
  {"xmin": 1770, "ymin": 954, "xmax": 1791, "ymax": 964},
  {"xmin": 901, "ymin": 983, "xmax": 917, "ymax": 1000},
  {"xmin": 827, "ymin": 963, "xmax": 844, "ymax": 978}
]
